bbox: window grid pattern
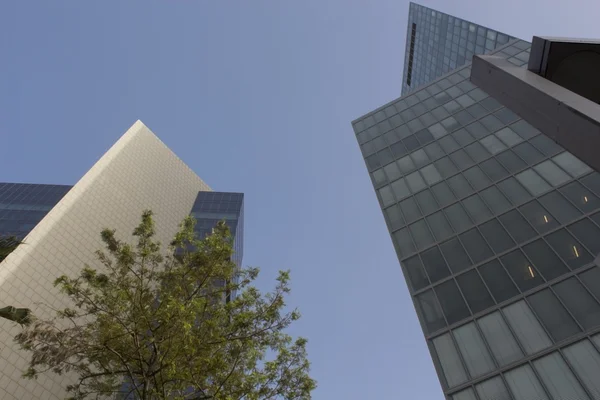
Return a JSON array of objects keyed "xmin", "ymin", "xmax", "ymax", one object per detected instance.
[
  {"xmin": 353, "ymin": 36, "xmax": 600, "ymax": 398},
  {"xmin": 0, "ymin": 182, "xmax": 72, "ymax": 239},
  {"xmin": 401, "ymin": 3, "xmax": 516, "ymax": 95}
]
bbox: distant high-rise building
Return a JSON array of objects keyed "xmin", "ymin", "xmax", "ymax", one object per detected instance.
[
  {"xmin": 402, "ymin": 3, "xmax": 515, "ymax": 95},
  {"xmin": 0, "ymin": 121, "xmax": 244, "ymax": 400},
  {"xmin": 354, "ymin": 3, "xmax": 600, "ymax": 399}
]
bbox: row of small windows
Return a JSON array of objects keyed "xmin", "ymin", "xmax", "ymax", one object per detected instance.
[{"xmin": 431, "ymin": 268, "xmax": 600, "ymax": 398}]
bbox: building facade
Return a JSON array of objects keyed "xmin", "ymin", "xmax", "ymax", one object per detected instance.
[
  {"xmin": 402, "ymin": 2, "xmax": 516, "ymax": 95},
  {"xmin": 0, "ymin": 121, "xmax": 244, "ymax": 400},
  {"xmin": 354, "ymin": 5, "xmax": 600, "ymax": 400}
]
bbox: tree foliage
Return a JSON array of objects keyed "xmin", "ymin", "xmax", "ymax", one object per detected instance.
[
  {"xmin": 15, "ymin": 211, "xmax": 315, "ymax": 399},
  {"xmin": 0, "ymin": 236, "xmax": 33, "ymax": 325}
]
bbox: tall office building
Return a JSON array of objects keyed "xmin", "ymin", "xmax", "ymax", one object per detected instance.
[
  {"xmin": 0, "ymin": 121, "xmax": 244, "ymax": 400},
  {"xmin": 353, "ymin": 3, "xmax": 600, "ymax": 400},
  {"xmin": 402, "ymin": 3, "xmax": 515, "ymax": 95}
]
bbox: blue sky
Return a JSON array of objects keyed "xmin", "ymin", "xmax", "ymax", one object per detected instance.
[{"xmin": 2, "ymin": 1, "xmax": 600, "ymax": 399}]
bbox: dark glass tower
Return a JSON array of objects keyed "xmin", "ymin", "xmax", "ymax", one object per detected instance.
[
  {"xmin": 402, "ymin": 2, "xmax": 516, "ymax": 95},
  {"xmin": 0, "ymin": 183, "xmax": 72, "ymax": 239},
  {"xmin": 354, "ymin": 4, "xmax": 600, "ymax": 400}
]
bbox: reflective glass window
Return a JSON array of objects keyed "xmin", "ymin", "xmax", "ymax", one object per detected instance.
[
  {"xmin": 435, "ymin": 157, "xmax": 458, "ymax": 178},
  {"xmin": 411, "ymin": 149, "xmax": 430, "ymax": 168},
  {"xmin": 480, "ymin": 219, "xmax": 515, "ymax": 254},
  {"xmin": 505, "ymin": 364, "xmax": 550, "ymax": 400},
  {"xmin": 456, "ymin": 270, "xmax": 494, "ymax": 314},
  {"xmin": 397, "ymin": 155, "xmax": 415, "ymax": 174},
  {"xmin": 453, "ymin": 322, "xmax": 495, "ymax": 377},
  {"xmin": 420, "ymin": 164, "xmax": 443, "ymax": 185},
  {"xmin": 440, "ymin": 237, "xmax": 472, "ymax": 274},
  {"xmin": 528, "ymin": 288, "xmax": 581, "ymax": 342},
  {"xmin": 435, "ymin": 280, "xmax": 471, "ymax": 325},
  {"xmin": 513, "ymin": 142, "xmax": 544, "ymax": 165},
  {"xmin": 539, "ymin": 191, "xmax": 581, "ymax": 224},
  {"xmin": 391, "ymin": 178, "xmax": 411, "ymax": 201},
  {"xmin": 462, "ymin": 194, "xmax": 492, "ymax": 223},
  {"xmin": 568, "ymin": 219, "xmax": 600, "ymax": 255},
  {"xmin": 406, "ymin": 171, "xmax": 427, "ymax": 193},
  {"xmin": 530, "ymin": 134, "xmax": 563, "ymax": 157},
  {"xmin": 534, "ymin": 352, "xmax": 591, "ymax": 400},
  {"xmin": 417, "ymin": 290, "xmax": 446, "ymax": 333},
  {"xmin": 481, "ymin": 135, "xmax": 507, "ymax": 154},
  {"xmin": 480, "ymin": 157, "xmax": 509, "ymax": 182},
  {"xmin": 409, "ymin": 219, "xmax": 435, "ymax": 250},
  {"xmin": 501, "ymin": 249, "xmax": 544, "ymax": 291},
  {"xmin": 562, "ymin": 339, "xmax": 600, "ymax": 399},
  {"xmin": 431, "ymin": 181, "xmax": 456, "ymax": 207},
  {"xmin": 421, "ymin": 246, "xmax": 451, "ymax": 283},
  {"xmin": 394, "ymin": 228, "xmax": 416, "ymax": 258},
  {"xmin": 510, "ymin": 119, "xmax": 539, "ymax": 140},
  {"xmin": 498, "ymin": 177, "xmax": 531, "ymax": 205},
  {"xmin": 385, "ymin": 204, "xmax": 405, "ymax": 231},
  {"xmin": 404, "ymin": 255, "xmax": 430, "ymax": 291},
  {"xmin": 463, "ymin": 166, "xmax": 490, "ymax": 191},
  {"xmin": 516, "ymin": 169, "xmax": 551, "ymax": 196},
  {"xmin": 439, "ymin": 135, "xmax": 461, "ymax": 153},
  {"xmin": 463, "ymin": 141, "xmax": 490, "ymax": 163},
  {"xmin": 415, "ymin": 189, "xmax": 439, "ymax": 215},
  {"xmin": 460, "ymin": 228, "xmax": 493, "ymax": 264},
  {"xmin": 498, "ymin": 210, "xmax": 537, "ymax": 244},
  {"xmin": 553, "ymin": 152, "xmax": 593, "ymax": 178},
  {"xmin": 475, "ymin": 376, "xmax": 512, "ymax": 400},
  {"xmin": 503, "ymin": 300, "xmax": 552, "ymax": 354},
  {"xmin": 519, "ymin": 200, "xmax": 559, "ymax": 233},
  {"xmin": 400, "ymin": 197, "xmax": 421, "ymax": 224},
  {"xmin": 427, "ymin": 211, "xmax": 454, "ymax": 242},
  {"xmin": 379, "ymin": 185, "xmax": 395, "ymax": 207},
  {"xmin": 554, "ymin": 277, "xmax": 600, "ymax": 330},
  {"xmin": 432, "ymin": 333, "xmax": 468, "ymax": 387},
  {"xmin": 545, "ymin": 229, "xmax": 593, "ymax": 270},
  {"xmin": 497, "ymin": 150, "xmax": 526, "ymax": 174},
  {"xmin": 534, "ymin": 160, "xmax": 571, "ymax": 187},
  {"xmin": 560, "ymin": 181, "xmax": 600, "ymax": 213},
  {"xmin": 448, "ymin": 174, "xmax": 474, "ymax": 199}
]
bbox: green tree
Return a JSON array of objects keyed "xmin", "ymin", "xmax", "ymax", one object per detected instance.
[
  {"xmin": 0, "ymin": 236, "xmax": 32, "ymax": 325},
  {"xmin": 15, "ymin": 211, "xmax": 315, "ymax": 399}
]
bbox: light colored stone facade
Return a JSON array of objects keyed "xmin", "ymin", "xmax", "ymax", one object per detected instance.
[{"xmin": 0, "ymin": 120, "xmax": 211, "ymax": 399}]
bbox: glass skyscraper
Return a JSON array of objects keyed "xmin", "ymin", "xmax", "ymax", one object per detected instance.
[
  {"xmin": 402, "ymin": 3, "xmax": 515, "ymax": 95},
  {"xmin": 354, "ymin": 4, "xmax": 600, "ymax": 400}
]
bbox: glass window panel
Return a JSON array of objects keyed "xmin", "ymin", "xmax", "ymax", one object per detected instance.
[
  {"xmin": 432, "ymin": 333, "xmax": 468, "ymax": 387},
  {"xmin": 400, "ymin": 195, "xmax": 422, "ymax": 224},
  {"xmin": 394, "ymin": 228, "xmax": 416, "ymax": 258},
  {"xmin": 403, "ymin": 135, "xmax": 420, "ymax": 151},
  {"xmin": 366, "ymin": 153, "xmax": 381, "ymax": 170},
  {"xmin": 480, "ymin": 187, "xmax": 511, "ymax": 216},
  {"xmin": 454, "ymin": 110, "xmax": 475, "ymax": 127},
  {"xmin": 465, "ymin": 121, "xmax": 490, "ymax": 140},
  {"xmin": 452, "ymin": 388, "xmax": 477, "ymax": 400},
  {"xmin": 373, "ymin": 169, "xmax": 387, "ymax": 186},
  {"xmin": 498, "ymin": 210, "xmax": 536, "ymax": 244},
  {"xmin": 464, "ymin": 166, "xmax": 491, "ymax": 191},
  {"xmin": 416, "ymin": 189, "xmax": 440, "ymax": 216},
  {"xmin": 435, "ymin": 280, "xmax": 471, "ymax": 325},
  {"xmin": 554, "ymin": 277, "xmax": 600, "ymax": 330},
  {"xmin": 397, "ymin": 155, "xmax": 415, "ymax": 174},
  {"xmin": 452, "ymin": 129, "xmax": 474, "ymax": 148},
  {"xmin": 534, "ymin": 352, "xmax": 591, "ymax": 400},
  {"xmin": 553, "ymin": 152, "xmax": 593, "ymax": 178},
  {"xmin": 513, "ymin": 142, "xmax": 544, "ymax": 165},
  {"xmin": 435, "ymin": 157, "xmax": 458, "ymax": 178},
  {"xmin": 460, "ymin": 228, "xmax": 494, "ymax": 264},
  {"xmin": 391, "ymin": 178, "xmax": 411, "ymax": 201},
  {"xmin": 501, "ymin": 249, "xmax": 544, "ymax": 291},
  {"xmin": 406, "ymin": 171, "xmax": 427, "ymax": 193},
  {"xmin": 516, "ymin": 169, "xmax": 551, "ymax": 196},
  {"xmin": 416, "ymin": 128, "xmax": 435, "ymax": 144},
  {"xmin": 429, "ymin": 123, "xmax": 448, "ymax": 139},
  {"xmin": 442, "ymin": 117, "xmax": 461, "ymax": 133},
  {"xmin": 381, "ymin": 162, "xmax": 400, "ymax": 183},
  {"xmin": 453, "ymin": 322, "xmax": 495, "ymax": 377},
  {"xmin": 480, "ymin": 135, "xmax": 507, "ymax": 154},
  {"xmin": 440, "ymin": 237, "xmax": 472, "ymax": 274},
  {"xmin": 503, "ymin": 300, "xmax": 552, "ymax": 354},
  {"xmin": 424, "ymin": 142, "xmax": 445, "ymax": 160},
  {"xmin": 510, "ymin": 119, "xmax": 540, "ymax": 140},
  {"xmin": 560, "ymin": 181, "xmax": 600, "ymax": 213},
  {"xmin": 417, "ymin": 290, "xmax": 447, "ymax": 334},
  {"xmin": 411, "ymin": 149, "xmax": 430, "ymax": 168},
  {"xmin": 481, "ymin": 96, "xmax": 503, "ymax": 112},
  {"xmin": 427, "ymin": 211, "xmax": 454, "ymax": 242},
  {"xmin": 498, "ymin": 177, "xmax": 531, "ymax": 205},
  {"xmin": 563, "ymin": 339, "xmax": 600, "ymax": 400},
  {"xmin": 528, "ymin": 288, "xmax": 581, "ymax": 342},
  {"xmin": 378, "ymin": 148, "xmax": 394, "ymax": 166},
  {"xmin": 439, "ymin": 135, "xmax": 461, "ymax": 153},
  {"xmin": 480, "ymin": 219, "xmax": 516, "ymax": 254},
  {"xmin": 534, "ymin": 160, "xmax": 571, "ymax": 187},
  {"xmin": 420, "ymin": 164, "xmax": 442, "ymax": 185},
  {"xmin": 530, "ymin": 134, "xmax": 563, "ymax": 157},
  {"xmin": 444, "ymin": 202, "xmax": 473, "ymax": 233},
  {"xmin": 478, "ymin": 259, "xmax": 519, "ymax": 303},
  {"xmin": 497, "ymin": 150, "xmax": 526, "ymax": 174},
  {"xmin": 419, "ymin": 113, "xmax": 437, "ymax": 129},
  {"xmin": 421, "ymin": 246, "xmax": 451, "ymax": 283},
  {"xmin": 379, "ymin": 185, "xmax": 395, "ymax": 207},
  {"xmin": 464, "ymin": 142, "xmax": 490, "ymax": 163},
  {"xmin": 456, "ymin": 270, "xmax": 494, "ymax": 314},
  {"xmin": 568, "ymin": 219, "xmax": 600, "ymax": 255},
  {"xmin": 475, "ymin": 376, "xmax": 512, "ymax": 400},
  {"xmin": 404, "ymin": 255, "xmax": 430, "ymax": 291},
  {"xmin": 494, "ymin": 108, "xmax": 520, "ymax": 125},
  {"xmin": 443, "ymin": 99, "xmax": 461, "ymax": 114},
  {"xmin": 505, "ymin": 364, "xmax": 550, "ymax": 400},
  {"xmin": 582, "ymin": 172, "xmax": 600, "ymax": 197},
  {"xmin": 480, "ymin": 114, "xmax": 504, "ymax": 132},
  {"xmin": 431, "ymin": 181, "xmax": 456, "ymax": 207},
  {"xmin": 545, "ymin": 229, "xmax": 593, "ymax": 270},
  {"xmin": 463, "ymin": 194, "xmax": 492, "ymax": 224},
  {"xmin": 519, "ymin": 200, "xmax": 559, "ymax": 234},
  {"xmin": 478, "ymin": 311, "xmax": 524, "ymax": 368},
  {"xmin": 448, "ymin": 174, "xmax": 474, "ymax": 199},
  {"xmin": 495, "ymin": 127, "xmax": 523, "ymax": 147},
  {"xmin": 449, "ymin": 149, "xmax": 474, "ymax": 170},
  {"xmin": 480, "ymin": 157, "xmax": 509, "ymax": 182},
  {"xmin": 432, "ymin": 105, "xmax": 451, "ymax": 121},
  {"xmin": 390, "ymin": 140, "xmax": 408, "ymax": 158},
  {"xmin": 385, "ymin": 204, "xmax": 405, "ymax": 231},
  {"xmin": 456, "ymin": 94, "xmax": 476, "ymax": 108},
  {"xmin": 539, "ymin": 191, "xmax": 582, "ymax": 224}
]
